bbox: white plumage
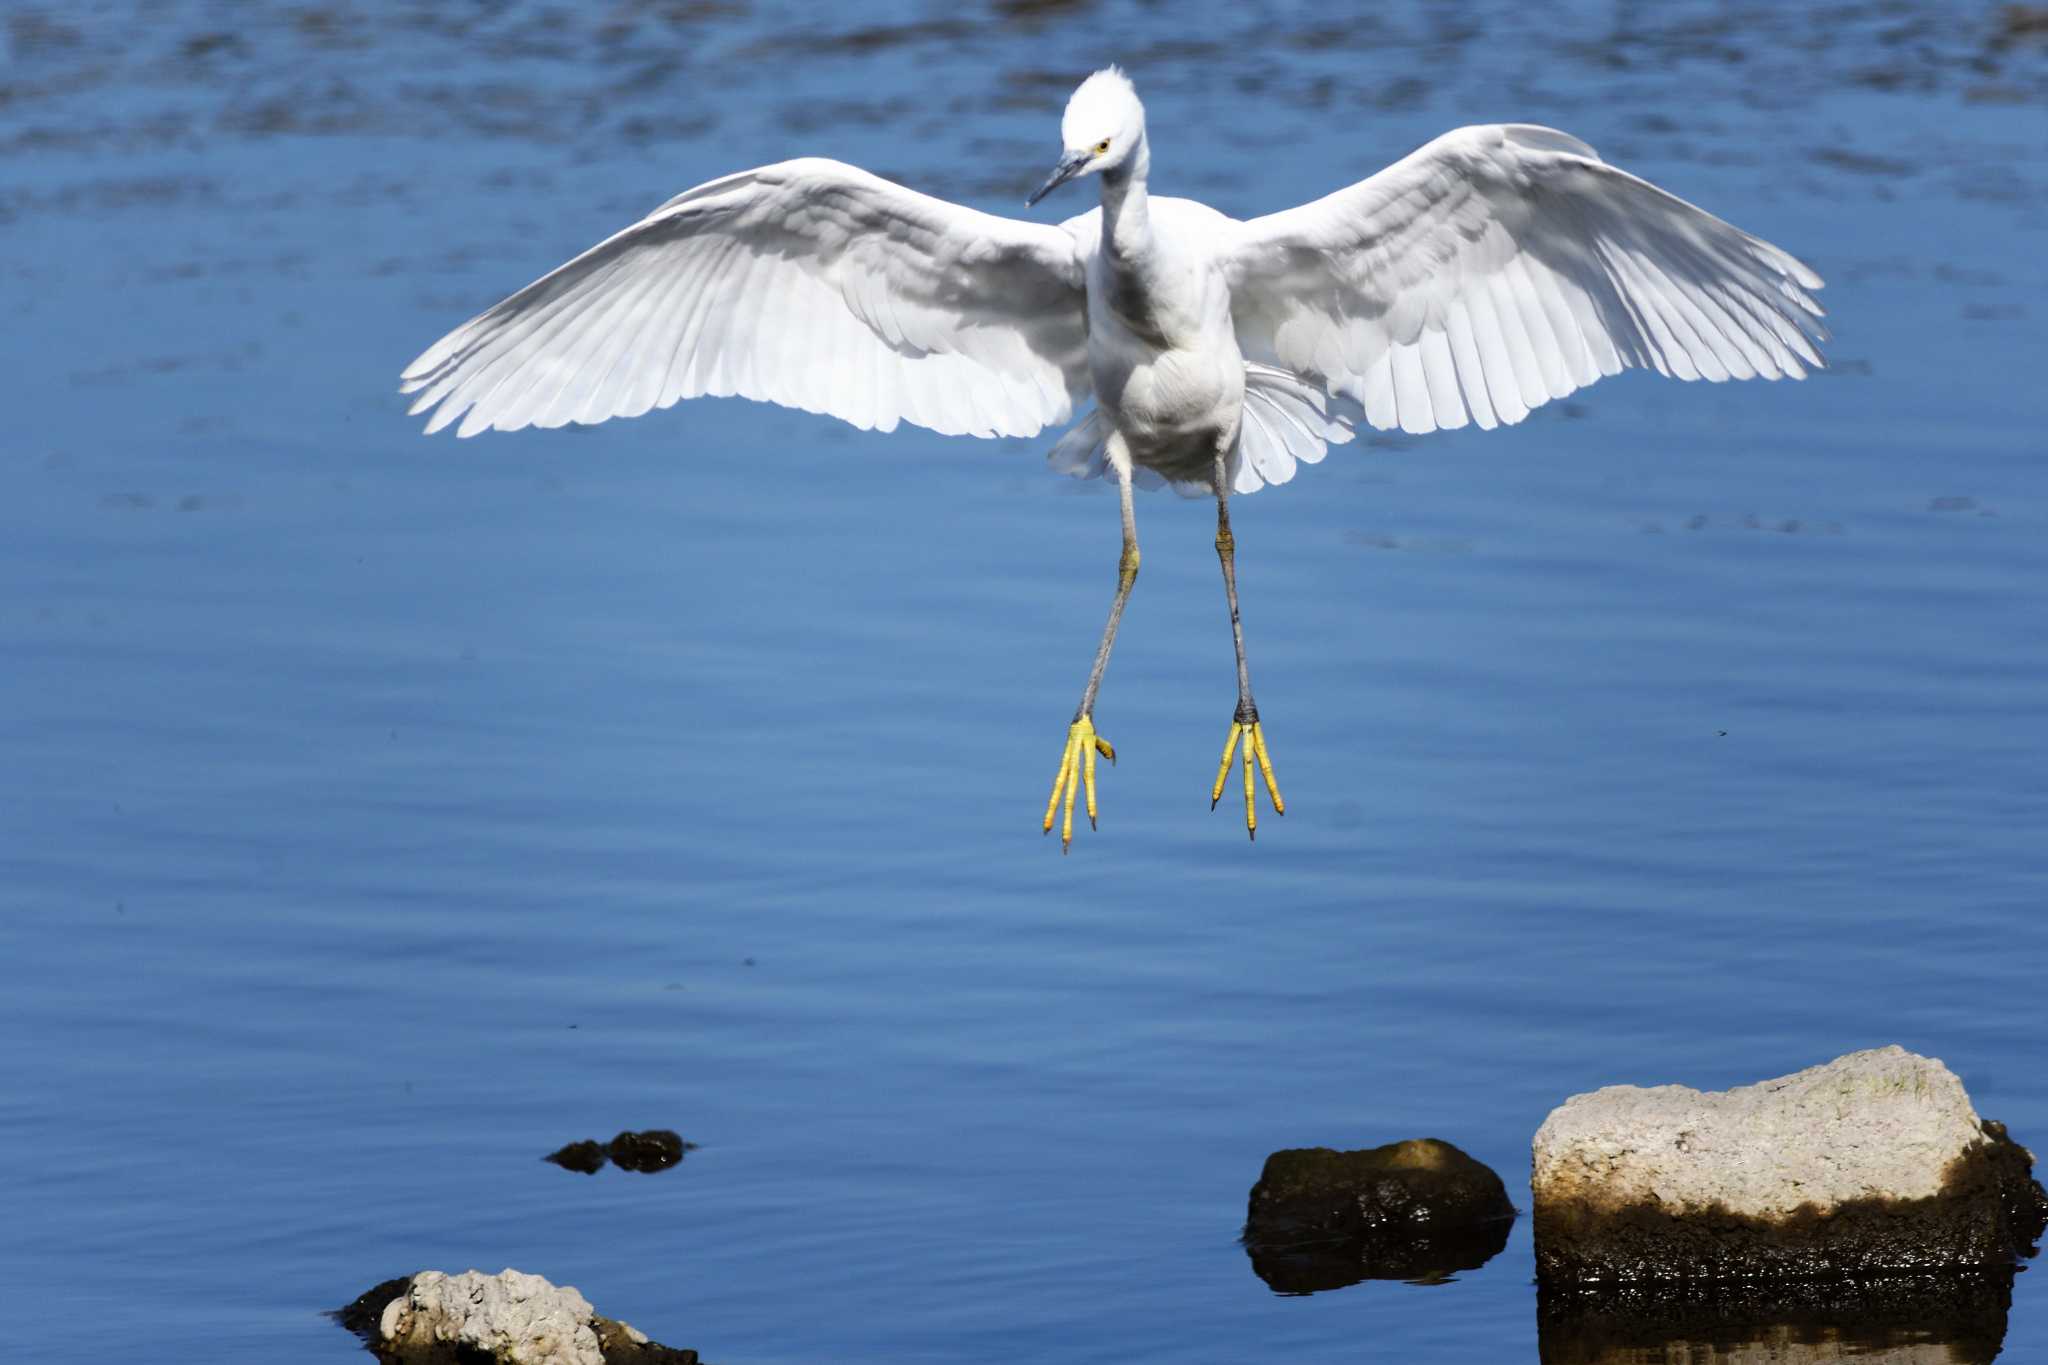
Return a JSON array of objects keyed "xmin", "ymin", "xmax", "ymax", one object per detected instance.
[
  {"xmin": 403, "ymin": 160, "xmax": 1090, "ymax": 442},
  {"xmin": 402, "ymin": 89, "xmax": 1823, "ymax": 488},
  {"xmin": 1226, "ymin": 123, "xmax": 1824, "ymax": 439},
  {"xmin": 401, "ymin": 66, "xmax": 1825, "ymax": 847}
]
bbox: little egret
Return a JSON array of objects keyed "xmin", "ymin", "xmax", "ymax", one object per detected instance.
[{"xmin": 402, "ymin": 67, "xmax": 1825, "ymax": 850}]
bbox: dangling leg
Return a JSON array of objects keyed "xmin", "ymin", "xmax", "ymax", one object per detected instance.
[
  {"xmin": 1209, "ymin": 452, "xmax": 1284, "ymax": 839},
  {"xmin": 1043, "ymin": 457, "xmax": 1138, "ymax": 852}
]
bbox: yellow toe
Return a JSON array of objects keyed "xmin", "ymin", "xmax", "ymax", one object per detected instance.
[
  {"xmin": 1210, "ymin": 722, "xmax": 1243, "ymax": 809},
  {"xmin": 1251, "ymin": 722, "xmax": 1284, "ymax": 816},
  {"xmin": 1044, "ymin": 716, "xmax": 1110, "ymax": 850},
  {"xmin": 1212, "ymin": 715, "xmax": 1284, "ymax": 838}
]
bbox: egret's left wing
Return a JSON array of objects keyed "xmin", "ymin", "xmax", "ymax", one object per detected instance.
[
  {"xmin": 1223, "ymin": 124, "xmax": 1826, "ymax": 435},
  {"xmin": 402, "ymin": 158, "xmax": 1089, "ymax": 441}
]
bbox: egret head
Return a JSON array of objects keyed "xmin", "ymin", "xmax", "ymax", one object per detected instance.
[{"xmin": 1028, "ymin": 67, "xmax": 1146, "ymax": 206}]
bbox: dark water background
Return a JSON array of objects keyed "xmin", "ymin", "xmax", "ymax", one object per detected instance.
[{"xmin": 3, "ymin": 2, "xmax": 2044, "ymax": 1361}]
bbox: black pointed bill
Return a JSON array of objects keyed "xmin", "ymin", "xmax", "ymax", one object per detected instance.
[{"xmin": 1026, "ymin": 152, "xmax": 1092, "ymax": 207}]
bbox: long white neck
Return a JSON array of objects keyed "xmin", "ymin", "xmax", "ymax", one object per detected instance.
[{"xmin": 1099, "ymin": 129, "xmax": 1152, "ymax": 263}]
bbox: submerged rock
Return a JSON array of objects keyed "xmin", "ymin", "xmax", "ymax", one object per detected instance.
[
  {"xmin": 542, "ymin": 1131, "xmax": 697, "ymax": 1175},
  {"xmin": 607, "ymin": 1129, "xmax": 692, "ymax": 1173},
  {"xmin": 544, "ymin": 1140, "xmax": 609, "ymax": 1174},
  {"xmin": 1533, "ymin": 1046, "xmax": 2048, "ymax": 1283},
  {"xmin": 1243, "ymin": 1138, "xmax": 1516, "ymax": 1291},
  {"xmin": 337, "ymin": 1269, "xmax": 700, "ymax": 1365}
]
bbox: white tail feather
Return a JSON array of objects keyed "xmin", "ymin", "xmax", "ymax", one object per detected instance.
[{"xmin": 1046, "ymin": 363, "xmax": 1360, "ymax": 496}]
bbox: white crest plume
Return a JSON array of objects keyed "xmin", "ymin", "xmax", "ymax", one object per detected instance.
[{"xmin": 1061, "ymin": 66, "xmax": 1142, "ymax": 151}]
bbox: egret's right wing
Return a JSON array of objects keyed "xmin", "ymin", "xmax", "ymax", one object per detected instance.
[{"xmin": 402, "ymin": 159, "xmax": 1090, "ymax": 440}]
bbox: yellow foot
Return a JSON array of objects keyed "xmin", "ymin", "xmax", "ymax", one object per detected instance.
[
  {"xmin": 1043, "ymin": 714, "xmax": 1116, "ymax": 853},
  {"xmin": 1210, "ymin": 717, "xmax": 1284, "ymax": 840}
]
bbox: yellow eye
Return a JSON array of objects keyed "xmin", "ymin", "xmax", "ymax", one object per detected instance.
[{"xmin": 1094, "ymin": 139, "xmax": 1111, "ymax": 155}]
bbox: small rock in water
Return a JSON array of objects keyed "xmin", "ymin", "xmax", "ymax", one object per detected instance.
[
  {"xmin": 1242, "ymin": 1137, "xmax": 1516, "ymax": 1292},
  {"xmin": 545, "ymin": 1139, "xmax": 609, "ymax": 1174},
  {"xmin": 1532, "ymin": 1046, "xmax": 2048, "ymax": 1283},
  {"xmin": 334, "ymin": 1277, "xmax": 416, "ymax": 1339},
  {"xmin": 336, "ymin": 1269, "xmax": 701, "ymax": 1364},
  {"xmin": 607, "ymin": 1129, "xmax": 694, "ymax": 1173},
  {"xmin": 541, "ymin": 1130, "xmax": 698, "ymax": 1175}
]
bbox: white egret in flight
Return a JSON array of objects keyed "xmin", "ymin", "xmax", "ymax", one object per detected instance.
[{"xmin": 401, "ymin": 67, "xmax": 1825, "ymax": 851}]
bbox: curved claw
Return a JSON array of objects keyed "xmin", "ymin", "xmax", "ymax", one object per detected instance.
[
  {"xmin": 1211, "ymin": 718, "xmax": 1283, "ymax": 838},
  {"xmin": 1044, "ymin": 715, "xmax": 1113, "ymax": 852}
]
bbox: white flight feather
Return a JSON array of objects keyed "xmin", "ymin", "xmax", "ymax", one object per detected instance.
[
  {"xmin": 401, "ymin": 159, "xmax": 1090, "ymax": 442},
  {"xmin": 1225, "ymin": 123, "xmax": 1826, "ymax": 438}
]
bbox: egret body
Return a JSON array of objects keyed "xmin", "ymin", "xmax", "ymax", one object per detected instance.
[{"xmin": 402, "ymin": 67, "xmax": 1826, "ymax": 849}]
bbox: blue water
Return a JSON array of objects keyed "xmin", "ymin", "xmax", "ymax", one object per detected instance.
[{"xmin": 3, "ymin": 3, "xmax": 2044, "ymax": 1362}]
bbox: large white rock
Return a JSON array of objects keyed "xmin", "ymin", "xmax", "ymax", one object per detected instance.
[
  {"xmin": 379, "ymin": 1269, "xmax": 605, "ymax": 1365},
  {"xmin": 1532, "ymin": 1046, "xmax": 2043, "ymax": 1281},
  {"xmin": 1537, "ymin": 1046, "xmax": 1983, "ymax": 1214}
]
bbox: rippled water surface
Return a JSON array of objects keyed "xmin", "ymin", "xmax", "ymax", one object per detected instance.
[{"xmin": 3, "ymin": 3, "xmax": 2045, "ymax": 1362}]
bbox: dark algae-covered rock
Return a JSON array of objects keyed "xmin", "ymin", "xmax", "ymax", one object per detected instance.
[
  {"xmin": 545, "ymin": 1139, "xmax": 609, "ymax": 1174},
  {"xmin": 1247, "ymin": 1136, "xmax": 1517, "ymax": 1241},
  {"xmin": 592, "ymin": 1317, "xmax": 702, "ymax": 1365},
  {"xmin": 1532, "ymin": 1047, "xmax": 2048, "ymax": 1283},
  {"xmin": 1243, "ymin": 1137, "xmax": 1516, "ymax": 1291},
  {"xmin": 543, "ymin": 1131, "xmax": 698, "ymax": 1175},
  {"xmin": 1983, "ymin": 1118, "xmax": 2048, "ymax": 1258},
  {"xmin": 607, "ymin": 1129, "xmax": 693, "ymax": 1173},
  {"xmin": 336, "ymin": 1277, "xmax": 417, "ymax": 1339}
]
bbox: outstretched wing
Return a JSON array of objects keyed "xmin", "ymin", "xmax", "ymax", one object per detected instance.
[
  {"xmin": 402, "ymin": 159, "xmax": 1090, "ymax": 440},
  {"xmin": 1224, "ymin": 124, "xmax": 1826, "ymax": 435}
]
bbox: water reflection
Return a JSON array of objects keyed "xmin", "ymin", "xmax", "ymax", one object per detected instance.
[
  {"xmin": 1537, "ymin": 1272, "xmax": 2014, "ymax": 1365},
  {"xmin": 1245, "ymin": 1214, "xmax": 1513, "ymax": 1294},
  {"xmin": 5, "ymin": 0, "xmax": 2047, "ymax": 1362}
]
